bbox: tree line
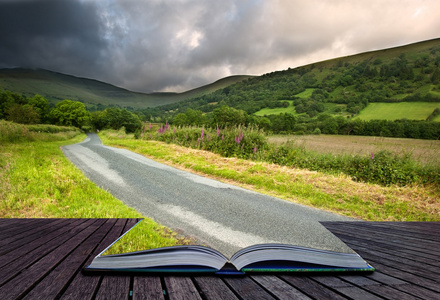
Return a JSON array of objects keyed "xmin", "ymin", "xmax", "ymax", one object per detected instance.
[{"xmin": 0, "ymin": 90, "xmax": 142, "ymax": 133}]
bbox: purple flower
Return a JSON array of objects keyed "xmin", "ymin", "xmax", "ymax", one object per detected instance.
[
  {"xmin": 149, "ymin": 123, "xmax": 152, "ymax": 130},
  {"xmin": 201, "ymin": 128, "xmax": 204, "ymax": 140},
  {"xmin": 253, "ymin": 147, "xmax": 257, "ymax": 154},
  {"xmin": 371, "ymin": 153, "xmax": 374, "ymax": 160},
  {"xmin": 216, "ymin": 125, "xmax": 220, "ymax": 137},
  {"xmin": 235, "ymin": 131, "xmax": 243, "ymax": 144}
]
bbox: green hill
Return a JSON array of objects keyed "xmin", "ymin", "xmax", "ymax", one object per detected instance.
[
  {"xmin": 0, "ymin": 68, "xmax": 252, "ymax": 109},
  {"xmin": 153, "ymin": 38, "xmax": 440, "ymax": 124}
]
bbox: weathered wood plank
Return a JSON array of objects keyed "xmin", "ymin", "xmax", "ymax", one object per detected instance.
[
  {"xmin": 163, "ymin": 276, "xmax": 202, "ymax": 300},
  {"xmin": 95, "ymin": 275, "xmax": 131, "ymax": 300},
  {"xmin": 356, "ymin": 260, "xmax": 440, "ymax": 294},
  {"xmin": 0, "ymin": 218, "xmax": 67, "ymax": 246},
  {"xmin": 61, "ymin": 218, "xmax": 140, "ymax": 300},
  {"xmin": 0, "ymin": 220, "xmax": 84, "ymax": 284},
  {"xmin": 367, "ymin": 285, "xmax": 420, "ymax": 300},
  {"xmin": 324, "ymin": 222, "xmax": 440, "ymax": 256},
  {"xmin": 0, "ymin": 218, "xmax": 85, "ymax": 271},
  {"xmin": 394, "ymin": 283, "xmax": 440, "ymax": 299},
  {"xmin": 132, "ymin": 276, "xmax": 165, "ymax": 300},
  {"xmin": 0, "ymin": 218, "xmax": 55, "ymax": 243},
  {"xmin": 224, "ymin": 276, "xmax": 276, "ymax": 300},
  {"xmin": 332, "ymin": 233, "xmax": 440, "ymax": 276},
  {"xmin": 0, "ymin": 219, "xmax": 100, "ymax": 299},
  {"xmin": 280, "ymin": 276, "xmax": 349, "ymax": 300},
  {"xmin": 193, "ymin": 276, "xmax": 239, "ymax": 300},
  {"xmin": 311, "ymin": 275, "xmax": 383, "ymax": 300},
  {"xmin": 22, "ymin": 219, "xmax": 112, "ymax": 300},
  {"xmin": 251, "ymin": 275, "xmax": 312, "ymax": 300}
]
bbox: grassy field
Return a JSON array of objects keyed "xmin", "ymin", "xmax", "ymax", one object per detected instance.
[
  {"xmin": 0, "ymin": 121, "xmax": 187, "ymax": 253},
  {"xmin": 295, "ymin": 88, "xmax": 315, "ymax": 99},
  {"xmin": 100, "ymin": 130, "xmax": 440, "ymax": 222},
  {"xmin": 254, "ymin": 101, "xmax": 296, "ymax": 116},
  {"xmin": 356, "ymin": 102, "xmax": 440, "ymax": 121},
  {"xmin": 268, "ymin": 134, "xmax": 440, "ymax": 165}
]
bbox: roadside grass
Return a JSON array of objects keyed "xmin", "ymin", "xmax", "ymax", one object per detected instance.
[
  {"xmin": 355, "ymin": 102, "xmax": 440, "ymax": 121},
  {"xmin": 0, "ymin": 122, "xmax": 188, "ymax": 253},
  {"xmin": 99, "ymin": 130, "xmax": 440, "ymax": 221}
]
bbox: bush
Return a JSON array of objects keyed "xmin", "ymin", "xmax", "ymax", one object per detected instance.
[
  {"xmin": 142, "ymin": 124, "xmax": 268, "ymax": 159},
  {"xmin": 345, "ymin": 151, "xmax": 419, "ymax": 186}
]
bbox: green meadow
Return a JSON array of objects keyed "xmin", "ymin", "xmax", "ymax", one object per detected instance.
[
  {"xmin": 254, "ymin": 101, "xmax": 296, "ymax": 116},
  {"xmin": 356, "ymin": 102, "xmax": 440, "ymax": 121}
]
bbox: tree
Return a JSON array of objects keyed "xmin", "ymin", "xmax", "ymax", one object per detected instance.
[
  {"xmin": 28, "ymin": 95, "xmax": 50, "ymax": 123},
  {"xmin": 212, "ymin": 105, "xmax": 248, "ymax": 127},
  {"xmin": 185, "ymin": 108, "xmax": 206, "ymax": 126},
  {"xmin": 173, "ymin": 113, "xmax": 189, "ymax": 126},
  {"xmin": 50, "ymin": 100, "xmax": 91, "ymax": 128},
  {"xmin": 6, "ymin": 104, "xmax": 40, "ymax": 124},
  {"xmin": 270, "ymin": 113, "xmax": 296, "ymax": 133},
  {"xmin": 94, "ymin": 107, "xmax": 142, "ymax": 133}
]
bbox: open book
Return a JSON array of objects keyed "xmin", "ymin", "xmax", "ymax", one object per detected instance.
[
  {"xmin": 84, "ymin": 220, "xmax": 374, "ymax": 274},
  {"xmin": 84, "ymin": 243, "xmax": 375, "ymax": 274}
]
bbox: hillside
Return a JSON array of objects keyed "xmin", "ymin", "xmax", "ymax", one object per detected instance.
[
  {"xmin": 0, "ymin": 68, "xmax": 251, "ymax": 109},
  {"xmin": 151, "ymin": 38, "xmax": 440, "ymax": 124}
]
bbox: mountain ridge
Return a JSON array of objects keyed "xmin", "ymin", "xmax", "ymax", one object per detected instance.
[{"xmin": 0, "ymin": 67, "xmax": 253, "ymax": 109}]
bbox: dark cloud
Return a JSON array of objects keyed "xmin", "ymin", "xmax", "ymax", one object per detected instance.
[
  {"xmin": 1, "ymin": 0, "xmax": 439, "ymax": 93},
  {"xmin": 0, "ymin": 0, "xmax": 107, "ymax": 78}
]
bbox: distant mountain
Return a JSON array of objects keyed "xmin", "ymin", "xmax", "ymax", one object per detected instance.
[{"xmin": 0, "ymin": 68, "xmax": 252, "ymax": 109}]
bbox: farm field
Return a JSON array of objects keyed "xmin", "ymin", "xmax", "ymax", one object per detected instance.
[
  {"xmin": 268, "ymin": 134, "xmax": 440, "ymax": 165},
  {"xmin": 254, "ymin": 102, "xmax": 296, "ymax": 116},
  {"xmin": 355, "ymin": 102, "xmax": 440, "ymax": 121}
]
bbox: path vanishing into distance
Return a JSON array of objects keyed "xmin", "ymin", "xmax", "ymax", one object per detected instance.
[{"xmin": 63, "ymin": 133, "xmax": 354, "ymax": 257}]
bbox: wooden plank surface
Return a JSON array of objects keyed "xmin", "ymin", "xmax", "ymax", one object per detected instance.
[{"xmin": 0, "ymin": 219, "xmax": 439, "ymax": 300}]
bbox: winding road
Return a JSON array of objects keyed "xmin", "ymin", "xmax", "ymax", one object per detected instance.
[{"xmin": 62, "ymin": 134, "xmax": 354, "ymax": 257}]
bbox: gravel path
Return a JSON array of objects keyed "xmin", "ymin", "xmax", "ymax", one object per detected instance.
[{"xmin": 62, "ymin": 133, "xmax": 354, "ymax": 257}]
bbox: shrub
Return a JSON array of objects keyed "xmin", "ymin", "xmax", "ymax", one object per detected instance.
[{"xmin": 143, "ymin": 124, "xmax": 269, "ymax": 159}]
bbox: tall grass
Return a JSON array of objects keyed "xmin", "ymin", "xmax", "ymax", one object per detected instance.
[
  {"xmin": 0, "ymin": 120, "xmax": 80, "ymax": 143},
  {"xmin": 135, "ymin": 123, "xmax": 439, "ymax": 188},
  {"xmin": 0, "ymin": 121, "xmax": 187, "ymax": 253}
]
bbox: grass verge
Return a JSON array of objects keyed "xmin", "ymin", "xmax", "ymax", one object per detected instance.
[
  {"xmin": 100, "ymin": 129, "xmax": 440, "ymax": 221},
  {"xmin": 0, "ymin": 122, "xmax": 187, "ymax": 253}
]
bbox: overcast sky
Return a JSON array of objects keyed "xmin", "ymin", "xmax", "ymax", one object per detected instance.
[{"xmin": 1, "ymin": 0, "xmax": 439, "ymax": 93}]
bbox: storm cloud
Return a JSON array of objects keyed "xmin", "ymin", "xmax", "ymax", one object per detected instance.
[{"xmin": 1, "ymin": 0, "xmax": 439, "ymax": 93}]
